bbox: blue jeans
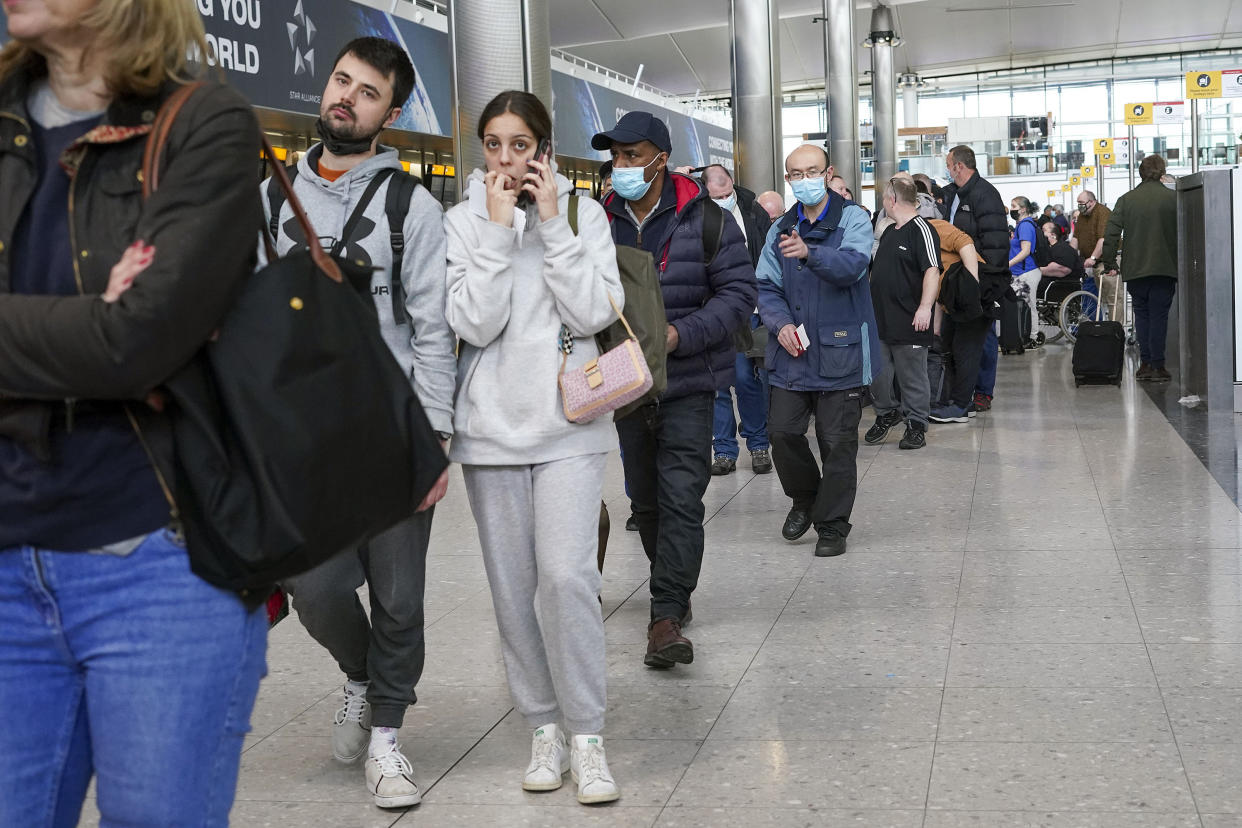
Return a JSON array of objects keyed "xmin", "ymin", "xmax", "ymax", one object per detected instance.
[
  {"xmin": 1127, "ymin": 275, "xmax": 1177, "ymax": 366},
  {"xmin": 975, "ymin": 325, "xmax": 998, "ymax": 397},
  {"xmin": 0, "ymin": 530, "xmax": 268, "ymax": 828},
  {"xmin": 712, "ymin": 353, "xmax": 770, "ymax": 459}
]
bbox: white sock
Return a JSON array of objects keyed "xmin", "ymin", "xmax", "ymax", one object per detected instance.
[
  {"xmin": 345, "ymin": 679, "xmax": 369, "ymax": 697},
  {"xmin": 370, "ymin": 726, "xmax": 398, "ymax": 757}
]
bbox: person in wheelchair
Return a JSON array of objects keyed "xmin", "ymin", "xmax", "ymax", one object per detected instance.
[{"xmin": 1036, "ymin": 221, "xmax": 1084, "ymax": 317}]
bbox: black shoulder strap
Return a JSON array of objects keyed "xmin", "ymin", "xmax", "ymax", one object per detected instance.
[
  {"xmin": 267, "ymin": 164, "xmax": 299, "ymax": 242},
  {"xmin": 702, "ymin": 198, "xmax": 725, "ymax": 267},
  {"xmin": 334, "ymin": 168, "xmax": 396, "ymax": 258},
  {"xmin": 383, "ymin": 170, "xmax": 422, "ymax": 324}
]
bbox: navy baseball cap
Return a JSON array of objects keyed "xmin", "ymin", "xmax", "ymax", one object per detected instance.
[{"xmin": 591, "ymin": 111, "xmax": 672, "ymax": 154}]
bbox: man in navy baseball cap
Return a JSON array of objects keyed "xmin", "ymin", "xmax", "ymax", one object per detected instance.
[
  {"xmin": 593, "ymin": 109, "xmax": 758, "ymax": 673},
  {"xmin": 591, "ymin": 111, "xmax": 673, "ymax": 154}
]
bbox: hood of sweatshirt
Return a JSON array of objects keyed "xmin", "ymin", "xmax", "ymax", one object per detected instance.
[{"xmin": 297, "ymin": 143, "xmax": 405, "ymax": 194}]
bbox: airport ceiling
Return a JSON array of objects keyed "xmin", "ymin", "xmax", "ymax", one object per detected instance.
[{"xmin": 549, "ymin": 0, "xmax": 1242, "ymax": 97}]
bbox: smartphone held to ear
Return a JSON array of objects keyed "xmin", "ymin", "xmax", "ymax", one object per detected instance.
[{"xmin": 516, "ymin": 138, "xmax": 552, "ymax": 208}]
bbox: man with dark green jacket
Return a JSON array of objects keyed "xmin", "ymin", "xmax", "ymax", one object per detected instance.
[{"xmin": 1100, "ymin": 155, "xmax": 1178, "ymax": 382}]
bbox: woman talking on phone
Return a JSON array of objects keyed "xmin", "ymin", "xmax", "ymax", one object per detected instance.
[{"xmin": 444, "ymin": 90, "xmax": 624, "ymax": 804}]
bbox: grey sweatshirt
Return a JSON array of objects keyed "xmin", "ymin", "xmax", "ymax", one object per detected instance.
[
  {"xmin": 259, "ymin": 145, "xmax": 456, "ymax": 435},
  {"xmin": 445, "ymin": 169, "xmax": 624, "ymax": 465}
]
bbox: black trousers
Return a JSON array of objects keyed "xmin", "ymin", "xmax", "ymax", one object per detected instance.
[
  {"xmin": 616, "ymin": 392, "xmax": 714, "ymax": 621},
  {"xmin": 767, "ymin": 386, "xmax": 864, "ymax": 535},
  {"xmin": 940, "ymin": 315, "xmax": 992, "ymax": 410}
]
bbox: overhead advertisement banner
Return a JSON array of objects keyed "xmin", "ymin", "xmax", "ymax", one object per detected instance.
[
  {"xmin": 195, "ymin": 0, "xmax": 450, "ymax": 135},
  {"xmin": 0, "ymin": 1, "xmax": 452, "ymax": 135},
  {"xmin": 551, "ymin": 72, "xmax": 734, "ymax": 169},
  {"xmin": 0, "ymin": 3, "xmax": 734, "ymax": 161}
]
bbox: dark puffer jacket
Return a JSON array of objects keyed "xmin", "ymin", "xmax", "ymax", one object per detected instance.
[
  {"xmin": 605, "ymin": 173, "xmax": 757, "ymax": 399},
  {"xmin": 940, "ymin": 170, "xmax": 1010, "ymax": 311}
]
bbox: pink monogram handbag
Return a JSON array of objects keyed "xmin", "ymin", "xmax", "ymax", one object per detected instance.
[{"xmin": 558, "ymin": 295, "xmax": 653, "ymax": 424}]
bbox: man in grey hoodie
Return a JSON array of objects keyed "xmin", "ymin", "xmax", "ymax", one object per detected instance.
[{"xmin": 260, "ymin": 38, "xmax": 455, "ymax": 810}]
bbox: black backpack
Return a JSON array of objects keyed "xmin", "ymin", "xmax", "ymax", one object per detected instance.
[
  {"xmin": 1021, "ymin": 217, "xmax": 1053, "ymax": 268},
  {"xmin": 268, "ymin": 164, "xmax": 421, "ymax": 324}
]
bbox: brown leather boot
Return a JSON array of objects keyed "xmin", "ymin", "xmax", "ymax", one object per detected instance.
[{"xmin": 645, "ymin": 617, "xmax": 693, "ymax": 668}]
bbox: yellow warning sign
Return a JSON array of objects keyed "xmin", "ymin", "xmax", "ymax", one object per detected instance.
[
  {"xmin": 1094, "ymin": 138, "xmax": 1113, "ymax": 154},
  {"xmin": 1071, "ymin": 175, "xmax": 1082, "ymax": 186},
  {"xmin": 1080, "ymin": 166, "xmax": 1095, "ymax": 179},
  {"xmin": 1125, "ymin": 103, "xmax": 1153, "ymax": 126},
  {"xmin": 1187, "ymin": 70, "xmax": 1222, "ymax": 99},
  {"xmin": 1061, "ymin": 184, "xmax": 1072, "ymax": 192},
  {"xmin": 1099, "ymin": 152, "xmax": 1115, "ymax": 165},
  {"xmin": 1047, "ymin": 189, "xmax": 1057, "ymax": 200}
]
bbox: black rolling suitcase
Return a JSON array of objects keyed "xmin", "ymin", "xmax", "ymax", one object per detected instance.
[
  {"xmin": 1072, "ymin": 291, "xmax": 1125, "ymax": 385},
  {"xmin": 1000, "ymin": 295, "xmax": 1029, "ymax": 354}
]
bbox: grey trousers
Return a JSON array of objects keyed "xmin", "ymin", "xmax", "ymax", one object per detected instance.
[
  {"xmin": 462, "ymin": 453, "xmax": 607, "ymax": 735},
  {"xmin": 871, "ymin": 341, "xmax": 932, "ymax": 428},
  {"xmin": 283, "ymin": 510, "xmax": 433, "ymax": 728}
]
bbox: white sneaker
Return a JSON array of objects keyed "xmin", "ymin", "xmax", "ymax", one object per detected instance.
[
  {"xmin": 331, "ymin": 683, "xmax": 371, "ymax": 763},
  {"xmin": 522, "ymin": 723, "xmax": 569, "ymax": 791},
  {"xmin": 365, "ymin": 743, "xmax": 421, "ymax": 808},
  {"xmin": 570, "ymin": 734, "xmax": 620, "ymax": 804}
]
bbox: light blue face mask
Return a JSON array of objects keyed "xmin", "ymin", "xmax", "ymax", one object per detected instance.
[
  {"xmin": 611, "ymin": 153, "xmax": 664, "ymax": 201},
  {"xmin": 713, "ymin": 193, "xmax": 738, "ymax": 212},
  {"xmin": 790, "ymin": 176, "xmax": 828, "ymax": 207}
]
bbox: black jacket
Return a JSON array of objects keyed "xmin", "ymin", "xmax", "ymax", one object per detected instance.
[
  {"xmin": 734, "ymin": 185, "xmax": 774, "ymax": 267},
  {"xmin": 0, "ymin": 66, "xmax": 262, "ymax": 491},
  {"xmin": 940, "ymin": 171, "xmax": 1010, "ymax": 311}
]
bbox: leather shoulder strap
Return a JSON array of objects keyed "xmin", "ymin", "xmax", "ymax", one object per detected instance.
[
  {"xmin": 567, "ymin": 193, "xmax": 580, "ymax": 236},
  {"xmin": 141, "ymin": 82, "xmax": 204, "ymax": 199}
]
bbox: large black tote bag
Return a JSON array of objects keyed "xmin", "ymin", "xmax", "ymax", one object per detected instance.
[{"xmin": 145, "ymin": 85, "xmax": 448, "ymax": 595}]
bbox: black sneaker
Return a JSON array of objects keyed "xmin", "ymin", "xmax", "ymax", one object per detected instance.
[
  {"xmin": 750, "ymin": 448, "xmax": 773, "ymax": 474},
  {"xmin": 898, "ymin": 422, "xmax": 926, "ymax": 450},
  {"xmin": 625, "ymin": 514, "xmax": 638, "ymax": 532},
  {"xmin": 864, "ymin": 411, "xmax": 902, "ymax": 445},
  {"xmin": 814, "ymin": 528, "xmax": 847, "ymax": 557},
  {"xmin": 711, "ymin": 455, "xmax": 736, "ymax": 476}
]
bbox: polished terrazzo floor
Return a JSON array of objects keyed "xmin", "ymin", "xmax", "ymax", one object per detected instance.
[{"xmin": 85, "ymin": 344, "xmax": 1242, "ymax": 826}]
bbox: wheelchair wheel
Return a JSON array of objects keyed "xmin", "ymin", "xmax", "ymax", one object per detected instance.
[{"xmin": 1058, "ymin": 290, "xmax": 1098, "ymax": 344}]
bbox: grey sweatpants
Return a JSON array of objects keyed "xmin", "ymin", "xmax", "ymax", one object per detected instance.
[
  {"xmin": 283, "ymin": 511, "xmax": 433, "ymax": 728},
  {"xmin": 871, "ymin": 341, "xmax": 932, "ymax": 428},
  {"xmin": 462, "ymin": 453, "xmax": 607, "ymax": 735}
]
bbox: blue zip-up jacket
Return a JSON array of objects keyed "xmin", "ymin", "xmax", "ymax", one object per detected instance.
[
  {"xmin": 756, "ymin": 194, "xmax": 882, "ymax": 392},
  {"xmin": 605, "ymin": 173, "xmax": 757, "ymax": 399}
]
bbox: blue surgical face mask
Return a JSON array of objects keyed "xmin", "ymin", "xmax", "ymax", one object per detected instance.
[
  {"xmin": 611, "ymin": 153, "xmax": 664, "ymax": 201},
  {"xmin": 713, "ymin": 192, "xmax": 737, "ymax": 212},
  {"xmin": 790, "ymin": 176, "xmax": 828, "ymax": 207}
]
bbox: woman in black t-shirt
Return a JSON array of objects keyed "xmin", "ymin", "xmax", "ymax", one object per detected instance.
[{"xmin": 1037, "ymin": 222, "xmax": 1084, "ymax": 300}]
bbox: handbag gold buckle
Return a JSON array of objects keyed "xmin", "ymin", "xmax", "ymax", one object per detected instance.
[{"xmin": 583, "ymin": 359, "xmax": 603, "ymax": 389}]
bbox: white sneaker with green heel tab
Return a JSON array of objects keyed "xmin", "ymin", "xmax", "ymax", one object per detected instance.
[
  {"xmin": 570, "ymin": 734, "xmax": 620, "ymax": 804},
  {"xmin": 523, "ymin": 724, "xmax": 569, "ymax": 791}
]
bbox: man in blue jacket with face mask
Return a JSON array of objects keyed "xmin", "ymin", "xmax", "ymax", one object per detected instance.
[
  {"xmin": 596, "ymin": 112, "xmax": 757, "ymax": 670},
  {"xmin": 757, "ymin": 145, "xmax": 879, "ymax": 558}
]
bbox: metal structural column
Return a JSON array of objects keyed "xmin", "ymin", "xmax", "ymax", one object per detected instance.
[
  {"xmin": 823, "ymin": 0, "xmax": 860, "ymax": 196},
  {"xmin": 449, "ymin": 0, "xmax": 552, "ymax": 199},
  {"xmin": 866, "ymin": 5, "xmax": 900, "ymax": 190},
  {"xmin": 899, "ymin": 72, "xmax": 921, "ymax": 129},
  {"xmin": 730, "ymin": 0, "xmax": 784, "ymax": 194}
]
